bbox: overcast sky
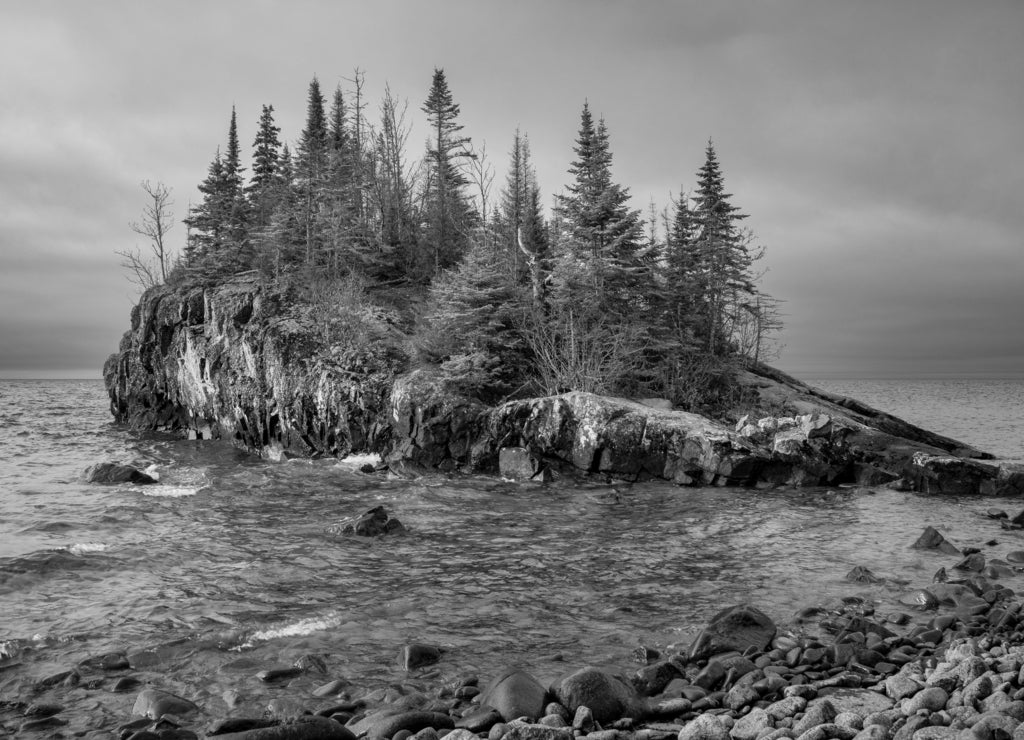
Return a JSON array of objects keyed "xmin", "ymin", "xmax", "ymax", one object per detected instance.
[{"xmin": 2, "ymin": 1, "xmax": 1021, "ymax": 379}]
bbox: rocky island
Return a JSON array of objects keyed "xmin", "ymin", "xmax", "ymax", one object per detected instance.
[{"xmin": 104, "ymin": 276, "xmax": 1022, "ymax": 497}]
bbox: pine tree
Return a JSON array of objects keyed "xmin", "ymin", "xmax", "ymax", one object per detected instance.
[
  {"xmin": 184, "ymin": 149, "xmax": 226, "ymax": 260},
  {"xmin": 496, "ymin": 129, "xmax": 535, "ymax": 281},
  {"xmin": 663, "ymin": 190, "xmax": 701, "ymax": 344},
  {"xmin": 248, "ymin": 104, "xmax": 281, "ymax": 231},
  {"xmin": 419, "ymin": 68, "xmax": 476, "ymax": 280}
]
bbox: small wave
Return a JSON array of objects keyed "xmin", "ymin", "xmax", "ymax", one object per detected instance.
[
  {"xmin": 137, "ymin": 485, "xmax": 203, "ymax": 498},
  {"xmin": 65, "ymin": 542, "xmax": 108, "ymax": 555},
  {"xmin": 239, "ymin": 612, "xmax": 343, "ymax": 648}
]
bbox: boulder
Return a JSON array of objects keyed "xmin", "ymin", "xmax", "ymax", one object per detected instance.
[
  {"xmin": 554, "ymin": 666, "xmax": 643, "ymax": 725},
  {"xmin": 398, "ymin": 644, "xmax": 442, "ymax": 670},
  {"xmin": 688, "ymin": 604, "xmax": 777, "ymax": 659},
  {"xmin": 131, "ymin": 688, "xmax": 199, "ymax": 719},
  {"xmin": 330, "ymin": 506, "xmax": 405, "ymax": 537},
  {"xmin": 910, "ymin": 526, "xmax": 961, "ymax": 556},
  {"xmin": 210, "ymin": 715, "xmax": 357, "ymax": 739},
  {"xmin": 499, "ymin": 447, "xmax": 541, "ymax": 481},
  {"xmin": 351, "ymin": 711, "xmax": 454, "ymax": 740},
  {"xmin": 480, "ymin": 669, "xmax": 549, "ymax": 722},
  {"xmin": 87, "ymin": 462, "xmax": 156, "ymax": 485}
]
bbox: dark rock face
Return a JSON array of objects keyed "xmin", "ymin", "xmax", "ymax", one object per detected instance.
[
  {"xmin": 86, "ymin": 462, "xmax": 156, "ymax": 485},
  {"xmin": 688, "ymin": 604, "xmax": 777, "ymax": 659},
  {"xmin": 104, "ymin": 277, "xmax": 397, "ymax": 460}
]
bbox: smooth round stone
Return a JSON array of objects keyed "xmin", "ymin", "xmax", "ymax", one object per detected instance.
[
  {"xmin": 1006, "ymin": 551, "xmax": 1024, "ymax": 564},
  {"xmin": 901, "ymin": 590, "xmax": 940, "ymax": 610}
]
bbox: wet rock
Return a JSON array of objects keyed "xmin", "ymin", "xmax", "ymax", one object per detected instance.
[
  {"xmin": 987, "ymin": 509, "xmax": 1009, "ymax": 520},
  {"xmin": 911, "ymin": 728, "xmax": 959, "ymax": 740},
  {"xmin": 501, "ymin": 722, "xmax": 574, "ymax": 740},
  {"xmin": 911, "ymin": 527, "xmax": 961, "ymax": 556},
  {"xmin": 633, "ymin": 659, "xmax": 682, "ymax": 696},
  {"xmin": 676, "ymin": 713, "xmax": 731, "ymax": 740},
  {"xmin": 211, "ymin": 715, "xmax": 356, "ymax": 739},
  {"xmin": 399, "ymin": 644, "xmax": 442, "ymax": 670},
  {"xmin": 23, "ymin": 702, "xmax": 63, "ymax": 717},
  {"xmin": 332, "ymin": 506, "xmax": 406, "ymax": 537},
  {"xmin": 480, "ymin": 669, "xmax": 548, "ymax": 722},
  {"xmin": 257, "ymin": 666, "xmax": 304, "ymax": 682},
  {"xmin": 313, "ymin": 679, "xmax": 350, "ymax": 697},
  {"xmin": 19, "ymin": 716, "xmax": 68, "ymax": 733},
  {"xmin": 132, "ymin": 688, "xmax": 200, "ymax": 720},
  {"xmin": 555, "ymin": 666, "xmax": 643, "ymax": 725},
  {"xmin": 499, "ymin": 447, "xmax": 541, "ymax": 481},
  {"xmin": 847, "ymin": 566, "xmax": 882, "ymax": 584},
  {"xmin": 350, "ymin": 710, "xmax": 455, "ymax": 740},
  {"xmin": 724, "ymin": 685, "xmax": 760, "ymax": 711},
  {"xmin": 86, "ymin": 462, "xmax": 157, "ymax": 484},
  {"xmin": 456, "ymin": 707, "xmax": 503, "ymax": 733},
  {"xmin": 688, "ymin": 604, "xmax": 777, "ymax": 659},
  {"xmin": 955, "ymin": 554, "xmax": 986, "ymax": 572},
  {"xmin": 206, "ymin": 717, "xmax": 279, "ymax": 735}
]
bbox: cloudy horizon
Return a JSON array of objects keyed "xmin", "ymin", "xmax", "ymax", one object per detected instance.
[{"xmin": 2, "ymin": 1, "xmax": 1021, "ymax": 380}]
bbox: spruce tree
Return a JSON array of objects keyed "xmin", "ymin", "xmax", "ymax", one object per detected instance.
[
  {"xmin": 221, "ymin": 106, "xmax": 248, "ymax": 251},
  {"xmin": 553, "ymin": 103, "xmax": 646, "ymax": 316},
  {"xmin": 692, "ymin": 139, "xmax": 752, "ymax": 355},
  {"xmin": 248, "ymin": 104, "xmax": 281, "ymax": 231},
  {"xmin": 419, "ymin": 68, "xmax": 476, "ymax": 280},
  {"xmin": 295, "ymin": 76, "xmax": 329, "ymax": 265}
]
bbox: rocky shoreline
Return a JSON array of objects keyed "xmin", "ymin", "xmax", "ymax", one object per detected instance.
[
  {"xmin": 8, "ymin": 517, "xmax": 1024, "ymax": 740},
  {"xmin": 104, "ymin": 277, "xmax": 1022, "ymax": 496}
]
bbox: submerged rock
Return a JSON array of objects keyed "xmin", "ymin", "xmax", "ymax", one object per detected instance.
[
  {"xmin": 328, "ymin": 506, "xmax": 405, "ymax": 537},
  {"xmin": 86, "ymin": 462, "xmax": 156, "ymax": 485},
  {"xmin": 911, "ymin": 526, "xmax": 961, "ymax": 555}
]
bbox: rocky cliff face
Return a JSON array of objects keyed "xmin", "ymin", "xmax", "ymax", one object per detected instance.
[
  {"xmin": 105, "ymin": 278, "xmax": 1022, "ymax": 494},
  {"xmin": 104, "ymin": 275, "xmax": 395, "ymax": 459}
]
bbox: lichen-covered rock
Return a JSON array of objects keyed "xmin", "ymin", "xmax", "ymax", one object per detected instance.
[{"xmin": 105, "ymin": 277, "xmax": 400, "ymax": 459}]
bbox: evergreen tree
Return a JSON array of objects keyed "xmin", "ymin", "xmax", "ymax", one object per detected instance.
[
  {"xmin": 221, "ymin": 106, "xmax": 248, "ymax": 250},
  {"xmin": 184, "ymin": 148, "xmax": 226, "ymax": 260},
  {"xmin": 419, "ymin": 68, "xmax": 476, "ymax": 280},
  {"xmin": 295, "ymin": 76, "xmax": 330, "ymax": 265},
  {"xmin": 248, "ymin": 104, "xmax": 281, "ymax": 231},
  {"xmin": 421, "ymin": 237, "xmax": 530, "ymax": 400},
  {"xmin": 553, "ymin": 103, "xmax": 647, "ymax": 317},
  {"xmin": 663, "ymin": 190, "xmax": 701, "ymax": 345},
  {"xmin": 692, "ymin": 139, "xmax": 752, "ymax": 355},
  {"xmin": 496, "ymin": 129, "xmax": 536, "ymax": 281}
]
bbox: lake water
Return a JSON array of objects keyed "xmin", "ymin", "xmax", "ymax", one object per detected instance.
[{"xmin": 1, "ymin": 377, "xmax": 1022, "ymax": 733}]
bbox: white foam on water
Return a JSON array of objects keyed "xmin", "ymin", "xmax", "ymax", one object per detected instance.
[
  {"xmin": 66, "ymin": 542, "xmax": 108, "ymax": 555},
  {"xmin": 240, "ymin": 612, "xmax": 342, "ymax": 647},
  {"xmin": 334, "ymin": 453, "xmax": 382, "ymax": 470},
  {"xmin": 143, "ymin": 464, "xmax": 161, "ymax": 481},
  {"xmin": 137, "ymin": 485, "xmax": 203, "ymax": 498}
]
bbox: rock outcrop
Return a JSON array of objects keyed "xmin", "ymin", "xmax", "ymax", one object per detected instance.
[
  {"xmin": 104, "ymin": 278, "xmax": 1017, "ymax": 493},
  {"xmin": 104, "ymin": 275, "xmax": 397, "ymax": 460}
]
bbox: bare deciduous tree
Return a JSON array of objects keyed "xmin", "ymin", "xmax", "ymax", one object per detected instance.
[{"xmin": 118, "ymin": 180, "xmax": 174, "ymax": 290}]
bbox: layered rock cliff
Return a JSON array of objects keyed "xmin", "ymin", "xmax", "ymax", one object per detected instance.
[{"xmin": 105, "ymin": 278, "xmax": 1021, "ymax": 494}]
